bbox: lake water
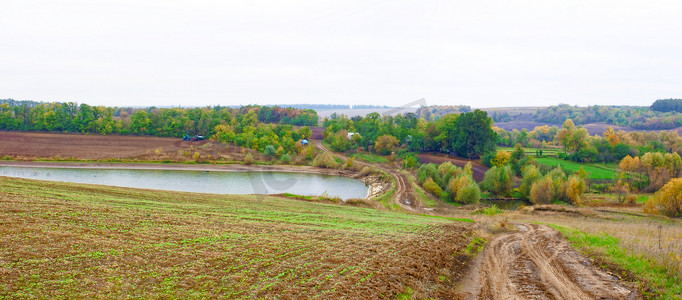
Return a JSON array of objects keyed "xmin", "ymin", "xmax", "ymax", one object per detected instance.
[{"xmin": 0, "ymin": 166, "xmax": 369, "ymax": 200}]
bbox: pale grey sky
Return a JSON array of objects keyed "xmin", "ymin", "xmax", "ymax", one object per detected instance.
[{"xmin": 1, "ymin": 0, "xmax": 681, "ymax": 108}]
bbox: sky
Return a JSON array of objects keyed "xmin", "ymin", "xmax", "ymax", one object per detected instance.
[{"xmin": 1, "ymin": 0, "xmax": 682, "ymax": 108}]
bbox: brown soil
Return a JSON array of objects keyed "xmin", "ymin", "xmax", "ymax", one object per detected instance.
[
  {"xmin": 457, "ymin": 223, "xmax": 637, "ymax": 299},
  {"xmin": 0, "ymin": 131, "xmax": 183, "ymax": 159},
  {"xmin": 0, "ymin": 131, "xmax": 268, "ymax": 164},
  {"xmin": 417, "ymin": 152, "xmax": 488, "ymax": 182}
]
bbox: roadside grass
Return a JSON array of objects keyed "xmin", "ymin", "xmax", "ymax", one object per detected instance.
[
  {"xmin": 535, "ymin": 157, "xmax": 619, "ymax": 179},
  {"xmin": 0, "ymin": 177, "xmax": 473, "ymax": 298},
  {"xmin": 407, "ymin": 173, "xmax": 437, "ymax": 208},
  {"xmin": 549, "ymin": 224, "xmax": 682, "ymax": 298},
  {"xmin": 352, "ymin": 153, "xmax": 388, "ymax": 164}
]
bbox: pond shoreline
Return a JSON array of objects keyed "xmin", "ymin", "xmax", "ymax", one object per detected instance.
[
  {"xmin": 0, "ymin": 161, "xmax": 386, "ymax": 200},
  {"xmin": 0, "ymin": 160, "xmax": 355, "ymax": 176}
]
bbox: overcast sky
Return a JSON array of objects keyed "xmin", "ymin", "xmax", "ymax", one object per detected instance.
[{"xmin": 2, "ymin": 0, "xmax": 681, "ymax": 108}]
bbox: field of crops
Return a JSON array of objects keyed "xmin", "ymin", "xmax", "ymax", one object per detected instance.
[
  {"xmin": 535, "ymin": 157, "xmax": 619, "ymax": 179},
  {"xmin": 0, "ymin": 177, "xmax": 474, "ymax": 298}
]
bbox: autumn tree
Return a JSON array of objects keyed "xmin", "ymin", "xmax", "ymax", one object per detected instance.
[
  {"xmin": 644, "ymin": 178, "xmax": 682, "ymax": 217},
  {"xmin": 491, "ymin": 151, "xmax": 511, "ymax": 167},
  {"xmin": 374, "ymin": 134, "xmax": 399, "ymax": 155},
  {"xmin": 557, "ymin": 119, "xmax": 589, "ymax": 154}
]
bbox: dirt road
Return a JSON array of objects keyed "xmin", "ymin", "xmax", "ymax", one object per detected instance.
[
  {"xmin": 459, "ymin": 223, "xmax": 637, "ymax": 299},
  {"xmin": 312, "ymin": 140, "xmax": 419, "ymax": 212}
]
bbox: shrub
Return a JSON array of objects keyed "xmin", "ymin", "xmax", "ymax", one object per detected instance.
[
  {"xmin": 530, "ymin": 176, "xmax": 554, "ymax": 205},
  {"xmin": 423, "ymin": 177, "xmax": 443, "ymax": 198},
  {"xmin": 624, "ymin": 194, "xmax": 638, "ymax": 204},
  {"xmin": 313, "ymin": 152, "xmax": 338, "ymax": 169},
  {"xmin": 402, "ymin": 154, "xmax": 420, "ymax": 169},
  {"xmin": 481, "ymin": 165, "xmax": 513, "ymax": 197},
  {"xmin": 457, "ymin": 182, "xmax": 481, "ymax": 204},
  {"xmin": 644, "ymin": 178, "xmax": 682, "ymax": 217},
  {"xmin": 263, "ymin": 145, "xmax": 276, "ymax": 158},
  {"xmin": 562, "ymin": 175, "xmax": 586, "ymax": 206},
  {"xmin": 520, "ymin": 165, "xmax": 542, "ymax": 199},
  {"xmin": 243, "ymin": 153, "xmax": 254, "ymax": 165},
  {"xmin": 279, "ymin": 153, "xmax": 292, "ymax": 164},
  {"xmin": 417, "ymin": 163, "xmax": 438, "ymax": 185}
]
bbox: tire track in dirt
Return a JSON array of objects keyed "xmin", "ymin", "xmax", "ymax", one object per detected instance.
[
  {"xmin": 459, "ymin": 223, "xmax": 637, "ymax": 299},
  {"xmin": 311, "ymin": 140, "xmax": 418, "ymax": 212}
]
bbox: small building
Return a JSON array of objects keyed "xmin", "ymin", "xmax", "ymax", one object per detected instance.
[
  {"xmin": 301, "ymin": 138, "xmax": 309, "ymax": 146},
  {"xmin": 347, "ymin": 132, "xmax": 359, "ymax": 140}
]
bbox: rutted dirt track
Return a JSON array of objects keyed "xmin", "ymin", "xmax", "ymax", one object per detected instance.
[
  {"xmin": 459, "ymin": 223, "xmax": 637, "ymax": 299},
  {"xmin": 312, "ymin": 140, "xmax": 418, "ymax": 211}
]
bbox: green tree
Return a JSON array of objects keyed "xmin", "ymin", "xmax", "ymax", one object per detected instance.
[
  {"xmin": 481, "ymin": 165, "xmax": 513, "ymax": 197},
  {"xmin": 452, "ymin": 110, "xmax": 496, "ymax": 159}
]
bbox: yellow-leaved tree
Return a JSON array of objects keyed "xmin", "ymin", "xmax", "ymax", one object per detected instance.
[
  {"xmin": 491, "ymin": 151, "xmax": 512, "ymax": 167},
  {"xmin": 644, "ymin": 178, "xmax": 682, "ymax": 217}
]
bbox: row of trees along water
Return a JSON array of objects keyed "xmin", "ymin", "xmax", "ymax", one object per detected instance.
[{"xmin": 0, "ymin": 100, "xmax": 317, "ymax": 137}]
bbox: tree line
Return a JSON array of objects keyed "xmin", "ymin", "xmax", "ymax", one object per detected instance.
[
  {"xmin": 494, "ymin": 119, "xmax": 682, "ymax": 164},
  {"xmin": 0, "ymin": 101, "xmax": 317, "ymax": 137},
  {"xmin": 322, "ymin": 109, "xmax": 496, "ymax": 159}
]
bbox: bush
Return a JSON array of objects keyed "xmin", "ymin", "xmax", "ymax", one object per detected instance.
[
  {"xmin": 243, "ymin": 153, "xmax": 254, "ymax": 165},
  {"xmin": 417, "ymin": 163, "xmax": 438, "ymax": 185},
  {"xmin": 520, "ymin": 165, "xmax": 542, "ymax": 199},
  {"xmin": 279, "ymin": 153, "xmax": 292, "ymax": 164},
  {"xmin": 481, "ymin": 165, "xmax": 513, "ymax": 197},
  {"xmin": 530, "ymin": 176, "xmax": 554, "ymax": 204},
  {"xmin": 402, "ymin": 154, "xmax": 420, "ymax": 169},
  {"xmin": 457, "ymin": 182, "xmax": 481, "ymax": 204},
  {"xmin": 263, "ymin": 145, "xmax": 276, "ymax": 158},
  {"xmin": 644, "ymin": 178, "xmax": 682, "ymax": 217},
  {"xmin": 423, "ymin": 177, "xmax": 443, "ymax": 198},
  {"xmin": 562, "ymin": 175, "xmax": 586, "ymax": 206},
  {"xmin": 313, "ymin": 151, "xmax": 338, "ymax": 169}
]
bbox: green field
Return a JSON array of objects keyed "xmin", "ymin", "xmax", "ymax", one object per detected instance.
[
  {"xmin": 0, "ymin": 177, "xmax": 473, "ymax": 298},
  {"xmin": 535, "ymin": 157, "xmax": 619, "ymax": 179},
  {"xmin": 499, "ymin": 147, "xmax": 563, "ymax": 157},
  {"xmin": 351, "ymin": 153, "xmax": 388, "ymax": 163}
]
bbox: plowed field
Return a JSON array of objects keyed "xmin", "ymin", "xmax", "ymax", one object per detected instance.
[
  {"xmin": 0, "ymin": 177, "xmax": 474, "ymax": 298},
  {"xmin": 0, "ymin": 131, "xmax": 181, "ymax": 159}
]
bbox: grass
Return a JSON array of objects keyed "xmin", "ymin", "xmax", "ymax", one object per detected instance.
[
  {"xmin": 550, "ymin": 224, "xmax": 682, "ymax": 298},
  {"xmin": 408, "ymin": 173, "xmax": 438, "ymax": 208},
  {"xmin": 352, "ymin": 153, "xmax": 388, "ymax": 164},
  {"xmin": 0, "ymin": 176, "xmax": 474, "ymax": 298},
  {"xmin": 498, "ymin": 146, "xmax": 563, "ymax": 157},
  {"xmin": 535, "ymin": 157, "xmax": 619, "ymax": 179}
]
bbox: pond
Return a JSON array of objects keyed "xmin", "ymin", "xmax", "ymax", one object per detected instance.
[{"xmin": 0, "ymin": 166, "xmax": 369, "ymax": 200}]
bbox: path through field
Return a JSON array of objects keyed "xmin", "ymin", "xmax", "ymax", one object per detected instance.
[
  {"xmin": 311, "ymin": 140, "xmax": 418, "ymax": 212},
  {"xmin": 458, "ymin": 223, "xmax": 637, "ymax": 299}
]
